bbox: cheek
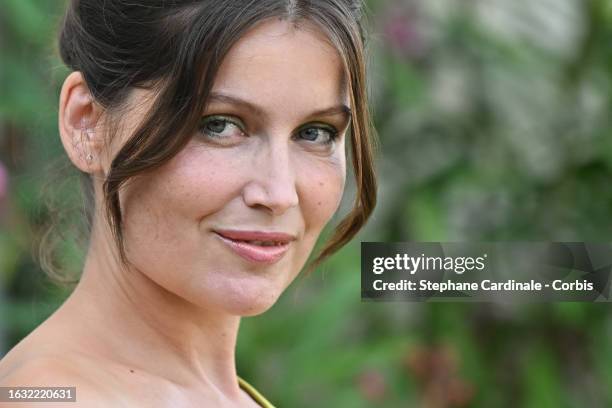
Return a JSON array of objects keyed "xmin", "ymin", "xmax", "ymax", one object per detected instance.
[
  {"xmin": 299, "ymin": 150, "xmax": 346, "ymax": 234},
  {"xmin": 117, "ymin": 144, "xmax": 255, "ymax": 312},
  {"xmin": 119, "ymin": 144, "xmax": 241, "ymax": 270},
  {"xmin": 146, "ymin": 142, "xmax": 245, "ymax": 220}
]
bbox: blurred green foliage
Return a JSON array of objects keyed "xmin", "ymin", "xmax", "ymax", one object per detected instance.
[{"xmin": 2, "ymin": 0, "xmax": 612, "ymax": 407}]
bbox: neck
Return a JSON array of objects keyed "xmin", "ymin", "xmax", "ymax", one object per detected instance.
[{"xmin": 56, "ymin": 219, "xmax": 243, "ymax": 397}]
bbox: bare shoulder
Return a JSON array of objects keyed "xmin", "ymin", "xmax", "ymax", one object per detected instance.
[{"xmin": 0, "ymin": 356, "xmax": 129, "ymax": 408}]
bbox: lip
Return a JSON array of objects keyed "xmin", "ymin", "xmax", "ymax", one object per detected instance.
[
  {"xmin": 214, "ymin": 229, "xmax": 297, "ymax": 243},
  {"xmin": 213, "ymin": 229, "xmax": 295, "ymax": 265}
]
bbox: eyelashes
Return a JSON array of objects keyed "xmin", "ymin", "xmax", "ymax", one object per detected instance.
[
  {"xmin": 197, "ymin": 115, "xmax": 245, "ymax": 140},
  {"xmin": 296, "ymin": 124, "xmax": 339, "ymax": 145},
  {"xmin": 197, "ymin": 114, "xmax": 340, "ymax": 146}
]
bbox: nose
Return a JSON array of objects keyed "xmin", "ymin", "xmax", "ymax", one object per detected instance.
[{"xmin": 242, "ymin": 140, "xmax": 299, "ymax": 216}]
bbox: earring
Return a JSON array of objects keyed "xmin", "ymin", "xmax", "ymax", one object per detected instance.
[
  {"xmin": 81, "ymin": 126, "xmax": 94, "ymax": 164},
  {"xmin": 81, "ymin": 126, "xmax": 94, "ymax": 141}
]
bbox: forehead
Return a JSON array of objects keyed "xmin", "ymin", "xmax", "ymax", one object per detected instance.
[{"xmin": 210, "ymin": 18, "xmax": 349, "ymax": 116}]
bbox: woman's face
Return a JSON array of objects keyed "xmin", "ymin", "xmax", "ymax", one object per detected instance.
[{"xmin": 113, "ymin": 19, "xmax": 350, "ymax": 316}]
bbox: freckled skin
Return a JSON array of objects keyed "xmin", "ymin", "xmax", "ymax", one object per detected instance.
[
  {"xmin": 0, "ymin": 18, "xmax": 352, "ymax": 407},
  {"xmin": 120, "ymin": 20, "xmax": 349, "ymax": 316}
]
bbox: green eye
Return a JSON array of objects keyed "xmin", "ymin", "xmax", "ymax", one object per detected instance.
[
  {"xmin": 205, "ymin": 118, "xmax": 227, "ymax": 134},
  {"xmin": 297, "ymin": 125, "xmax": 338, "ymax": 145},
  {"xmin": 198, "ymin": 115, "xmax": 245, "ymax": 139}
]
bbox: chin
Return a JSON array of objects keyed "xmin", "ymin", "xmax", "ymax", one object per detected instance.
[
  {"xmin": 237, "ymin": 302, "xmax": 276, "ymax": 317},
  {"xmin": 210, "ymin": 285, "xmax": 281, "ymax": 317},
  {"xmin": 220, "ymin": 297, "xmax": 278, "ymax": 317}
]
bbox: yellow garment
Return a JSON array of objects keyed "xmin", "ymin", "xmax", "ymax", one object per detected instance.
[{"xmin": 238, "ymin": 376, "xmax": 276, "ymax": 408}]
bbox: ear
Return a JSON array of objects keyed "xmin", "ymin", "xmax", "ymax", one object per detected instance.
[{"xmin": 58, "ymin": 71, "xmax": 105, "ymax": 174}]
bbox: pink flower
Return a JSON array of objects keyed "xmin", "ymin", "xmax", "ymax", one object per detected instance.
[{"xmin": 382, "ymin": 6, "xmax": 426, "ymax": 61}]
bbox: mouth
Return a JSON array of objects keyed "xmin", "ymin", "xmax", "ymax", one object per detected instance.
[{"xmin": 213, "ymin": 231, "xmax": 293, "ymax": 264}]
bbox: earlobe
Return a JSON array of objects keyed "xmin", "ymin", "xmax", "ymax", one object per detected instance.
[{"xmin": 58, "ymin": 71, "xmax": 103, "ymax": 174}]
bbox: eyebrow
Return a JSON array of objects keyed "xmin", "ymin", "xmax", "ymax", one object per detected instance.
[{"xmin": 206, "ymin": 91, "xmax": 352, "ymax": 121}]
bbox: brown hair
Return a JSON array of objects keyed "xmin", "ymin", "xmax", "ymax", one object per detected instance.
[{"xmin": 44, "ymin": 0, "xmax": 377, "ymax": 282}]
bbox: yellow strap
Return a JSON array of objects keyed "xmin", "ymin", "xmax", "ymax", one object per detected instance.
[{"xmin": 238, "ymin": 376, "xmax": 276, "ymax": 408}]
